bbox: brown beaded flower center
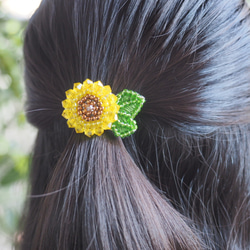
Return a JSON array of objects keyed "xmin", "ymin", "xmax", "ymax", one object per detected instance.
[{"xmin": 77, "ymin": 94, "xmax": 104, "ymax": 121}]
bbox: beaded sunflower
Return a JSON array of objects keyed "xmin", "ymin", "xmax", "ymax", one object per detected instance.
[
  {"xmin": 62, "ymin": 79, "xmax": 145, "ymax": 138},
  {"xmin": 62, "ymin": 79, "xmax": 119, "ymax": 137}
]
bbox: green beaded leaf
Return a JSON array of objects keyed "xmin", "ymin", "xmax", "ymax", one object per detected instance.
[{"xmin": 112, "ymin": 89, "xmax": 145, "ymax": 138}]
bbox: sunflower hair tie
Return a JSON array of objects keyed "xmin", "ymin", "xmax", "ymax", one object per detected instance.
[{"xmin": 62, "ymin": 79, "xmax": 145, "ymax": 138}]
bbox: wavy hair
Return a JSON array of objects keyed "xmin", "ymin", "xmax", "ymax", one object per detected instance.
[{"xmin": 20, "ymin": 0, "xmax": 250, "ymax": 249}]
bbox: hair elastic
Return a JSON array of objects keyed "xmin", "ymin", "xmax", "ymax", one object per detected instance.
[{"xmin": 62, "ymin": 79, "xmax": 145, "ymax": 138}]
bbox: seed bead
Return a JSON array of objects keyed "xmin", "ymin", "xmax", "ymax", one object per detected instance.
[{"xmin": 77, "ymin": 94, "xmax": 104, "ymax": 122}]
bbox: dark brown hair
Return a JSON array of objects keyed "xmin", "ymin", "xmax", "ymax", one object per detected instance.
[{"xmin": 20, "ymin": 0, "xmax": 250, "ymax": 249}]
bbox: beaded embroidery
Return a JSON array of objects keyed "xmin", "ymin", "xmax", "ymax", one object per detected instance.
[{"xmin": 62, "ymin": 79, "xmax": 145, "ymax": 138}]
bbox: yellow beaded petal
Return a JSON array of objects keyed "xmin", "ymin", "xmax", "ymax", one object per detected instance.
[{"xmin": 62, "ymin": 79, "xmax": 120, "ymax": 137}]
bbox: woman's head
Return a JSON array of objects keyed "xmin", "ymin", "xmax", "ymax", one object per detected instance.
[
  {"xmin": 21, "ymin": 0, "xmax": 250, "ymax": 249},
  {"xmin": 25, "ymin": 0, "xmax": 250, "ymax": 131}
]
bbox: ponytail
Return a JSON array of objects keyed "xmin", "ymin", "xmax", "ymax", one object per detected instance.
[{"xmin": 22, "ymin": 133, "xmax": 202, "ymax": 249}]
